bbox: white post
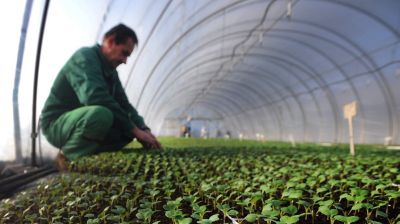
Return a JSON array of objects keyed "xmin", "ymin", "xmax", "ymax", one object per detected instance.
[
  {"xmin": 347, "ymin": 117, "xmax": 355, "ymax": 156},
  {"xmin": 289, "ymin": 134, "xmax": 296, "ymax": 147},
  {"xmin": 344, "ymin": 101, "xmax": 357, "ymax": 156}
]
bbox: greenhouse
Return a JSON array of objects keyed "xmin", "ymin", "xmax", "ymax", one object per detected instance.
[{"xmin": 1, "ymin": 0, "xmax": 399, "ymax": 223}]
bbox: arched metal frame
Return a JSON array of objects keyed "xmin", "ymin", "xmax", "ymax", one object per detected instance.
[
  {"xmin": 14, "ymin": 0, "xmax": 400, "ymax": 166},
  {"xmin": 120, "ymin": 0, "xmax": 393, "ymax": 142},
  {"xmin": 143, "ymin": 23, "xmax": 388, "ymax": 142},
  {"xmin": 146, "ymin": 58, "xmax": 285, "ymax": 137}
]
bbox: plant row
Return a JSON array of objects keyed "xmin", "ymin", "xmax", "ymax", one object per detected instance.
[{"xmin": 1, "ymin": 145, "xmax": 399, "ymax": 223}]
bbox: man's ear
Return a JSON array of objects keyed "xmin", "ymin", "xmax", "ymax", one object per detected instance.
[{"xmin": 104, "ymin": 34, "xmax": 116, "ymax": 47}]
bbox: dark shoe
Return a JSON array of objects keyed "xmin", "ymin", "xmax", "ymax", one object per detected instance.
[{"xmin": 54, "ymin": 151, "xmax": 69, "ymax": 172}]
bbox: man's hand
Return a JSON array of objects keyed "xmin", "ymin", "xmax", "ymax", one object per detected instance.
[{"xmin": 132, "ymin": 127, "xmax": 162, "ymax": 149}]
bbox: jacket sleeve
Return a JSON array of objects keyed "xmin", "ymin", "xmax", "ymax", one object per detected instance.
[
  {"xmin": 113, "ymin": 77, "xmax": 149, "ymax": 130},
  {"xmin": 64, "ymin": 49, "xmax": 135, "ymax": 132}
]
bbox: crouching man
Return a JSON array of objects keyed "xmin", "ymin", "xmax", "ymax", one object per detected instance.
[{"xmin": 40, "ymin": 24, "xmax": 161, "ymax": 170}]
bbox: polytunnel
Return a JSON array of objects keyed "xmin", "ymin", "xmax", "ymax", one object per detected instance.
[{"xmin": 1, "ymin": 0, "xmax": 400, "ymax": 223}]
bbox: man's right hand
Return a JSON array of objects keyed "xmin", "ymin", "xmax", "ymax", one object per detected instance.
[{"xmin": 132, "ymin": 127, "xmax": 162, "ymax": 149}]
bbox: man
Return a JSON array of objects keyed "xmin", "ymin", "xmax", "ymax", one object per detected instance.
[{"xmin": 40, "ymin": 24, "xmax": 161, "ymax": 169}]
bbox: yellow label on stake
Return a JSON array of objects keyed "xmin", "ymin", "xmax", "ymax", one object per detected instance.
[{"xmin": 344, "ymin": 101, "xmax": 357, "ymax": 119}]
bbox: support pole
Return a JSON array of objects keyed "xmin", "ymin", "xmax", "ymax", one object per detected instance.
[
  {"xmin": 32, "ymin": 0, "xmax": 50, "ymax": 167},
  {"xmin": 13, "ymin": 0, "xmax": 33, "ymax": 163}
]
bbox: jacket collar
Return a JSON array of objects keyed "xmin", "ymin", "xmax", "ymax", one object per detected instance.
[{"xmin": 94, "ymin": 44, "xmax": 118, "ymax": 78}]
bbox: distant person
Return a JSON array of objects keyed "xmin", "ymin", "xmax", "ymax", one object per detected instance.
[
  {"xmin": 180, "ymin": 125, "xmax": 191, "ymax": 138},
  {"xmin": 40, "ymin": 24, "xmax": 162, "ymax": 170},
  {"xmin": 216, "ymin": 130, "xmax": 222, "ymax": 138},
  {"xmin": 180, "ymin": 125, "xmax": 186, "ymax": 137},
  {"xmin": 183, "ymin": 116, "xmax": 192, "ymax": 138},
  {"xmin": 225, "ymin": 131, "xmax": 231, "ymax": 139},
  {"xmin": 185, "ymin": 126, "xmax": 191, "ymax": 138}
]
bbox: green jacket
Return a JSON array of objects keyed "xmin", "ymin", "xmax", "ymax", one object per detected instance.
[{"xmin": 40, "ymin": 44, "xmax": 147, "ymax": 133}]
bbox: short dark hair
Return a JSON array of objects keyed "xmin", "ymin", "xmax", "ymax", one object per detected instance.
[{"xmin": 104, "ymin": 24, "xmax": 138, "ymax": 46}]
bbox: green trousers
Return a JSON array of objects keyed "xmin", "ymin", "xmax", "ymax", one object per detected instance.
[{"xmin": 42, "ymin": 106, "xmax": 133, "ymax": 160}]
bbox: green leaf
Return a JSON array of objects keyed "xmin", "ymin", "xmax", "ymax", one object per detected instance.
[
  {"xmin": 319, "ymin": 206, "xmax": 330, "ymax": 216},
  {"xmin": 297, "ymin": 200, "xmax": 311, "ymax": 207},
  {"xmin": 78, "ymin": 202, "xmax": 89, "ymax": 208},
  {"xmin": 370, "ymin": 190, "xmax": 380, "ymax": 196},
  {"xmin": 262, "ymin": 204, "xmax": 272, "ymax": 213},
  {"xmin": 191, "ymin": 213, "xmax": 201, "ymax": 220},
  {"xmin": 51, "ymin": 215, "xmax": 61, "ymax": 222},
  {"xmin": 66, "ymin": 200, "xmax": 75, "ymax": 207},
  {"xmin": 386, "ymin": 190, "xmax": 400, "ymax": 199},
  {"xmin": 354, "ymin": 195, "xmax": 366, "ymax": 202},
  {"xmin": 106, "ymin": 215, "xmax": 120, "ymax": 222},
  {"xmin": 280, "ymin": 215, "xmax": 299, "ymax": 224},
  {"xmin": 282, "ymin": 189, "xmax": 302, "ymax": 199},
  {"xmin": 334, "ymin": 215, "xmax": 359, "ymax": 224},
  {"xmin": 87, "ymin": 218, "xmax": 100, "ymax": 224},
  {"xmin": 346, "ymin": 216, "xmax": 360, "ymax": 224},
  {"xmin": 262, "ymin": 209, "xmax": 279, "ymax": 218},
  {"xmin": 351, "ymin": 203, "xmax": 363, "ymax": 211},
  {"xmin": 227, "ymin": 209, "xmax": 239, "ymax": 216},
  {"xmin": 334, "ymin": 215, "xmax": 346, "ymax": 222},
  {"xmin": 289, "ymin": 190, "xmax": 303, "ymax": 199},
  {"xmin": 84, "ymin": 213, "xmax": 95, "ymax": 218},
  {"xmin": 197, "ymin": 220, "xmax": 212, "ymax": 224},
  {"xmin": 260, "ymin": 185, "xmax": 269, "ymax": 193},
  {"xmin": 363, "ymin": 203, "xmax": 373, "ymax": 209},
  {"xmin": 245, "ymin": 213, "xmax": 258, "ymax": 223},
  {"xmin": 166, "ymin": 210, "xmax": 183, "ymax": 219},
  {"xmin": 350, "ymin": 188, "xmax": 369, "ymax": 197},
  {"xmin": 317, "ymin": 187, "xmax": 328, "ymax": 194},
  {"xmin": 201, "ymin": 183, "xmax": 212, "ymax": 192},
  {"xmin": 216, "ymin": 204, "xmax": 230, "ymax": 212},
  {"xmin": 319, "ymin": 206, "xmax": 338, "ymax": 217},
  {"xmin": 178, "ymin": 217, "xmax": 192, "ymax": 224},
  {"xmin": 281, "ymin": 205, "xmax": 298, "ymax": 216},
  {"xmin": 250, "ymin": 192, "xmax": 263, "ymax": 204},
  {"xmin": 111, "ymin": 205, "xmax": 126, "ymax": 215},
  {"xmin": 209, "ymin": 214, "xmax": 219, "ymax": 222},
  {"xmin": 339, "ymin": 193, "xmax": 350, "ymax": 201},
  {"xmin": 110, "ymin": 195, "xmax": 119, "ymax": 201},
  {"xmin": 375, "ymin": 210, "xmax": 388, "ymax": 218},
  {"xmin": 195, "ymin": 205, "xmax": 207, "ymax": 213},
  {"xmin": 268, "ymin": 199, "xmax": 283, "ymax": 208},
  {"xmin": 318, "ymin": 199, "xmax": 333, "ymax": 207},
  {"xmin": 375, "ymin": 184, "xmax": 386, "ymax": 191}
]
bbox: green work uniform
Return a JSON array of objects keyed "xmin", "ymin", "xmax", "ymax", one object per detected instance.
[{"xmin": 40, "ymin": 44, "xmax": 148, "ymax": 160}]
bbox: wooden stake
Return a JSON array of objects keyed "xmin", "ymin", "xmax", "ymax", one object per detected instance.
[
  {"xmin": 344, "ymin": 101, "xmax": 357, "ymax": 156},
  {"xmin": 347, "ymin": 117, "xmax": 355, "ymax": 156}
]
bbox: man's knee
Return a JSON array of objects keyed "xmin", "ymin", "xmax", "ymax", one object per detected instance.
[
  {"xmin": 88, "ymin": 105, "xmax": 113, "ymax": 124},
  {"xmin": 84, "ymin": 106, "xmax": 114, "ymax": 139}
]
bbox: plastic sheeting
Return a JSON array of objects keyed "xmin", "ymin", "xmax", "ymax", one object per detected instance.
[{"xmin": 1, "ymin": 0, "xmax": 399, "ymax": 161}]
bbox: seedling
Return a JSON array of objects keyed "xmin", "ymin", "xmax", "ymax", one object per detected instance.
[{"xmin": 0, "ymin": 138, "xmax": 399, "ymax": 223}]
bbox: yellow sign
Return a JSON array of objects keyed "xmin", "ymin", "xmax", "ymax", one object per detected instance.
[{"xmin": 344, "ymin": 101, "xmax": 357, "ymax": 119}]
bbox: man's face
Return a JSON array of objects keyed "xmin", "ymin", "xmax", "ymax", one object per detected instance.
[{"xmin": 105, "ymin": 37, "xmax": 135, "ymax": 68}]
